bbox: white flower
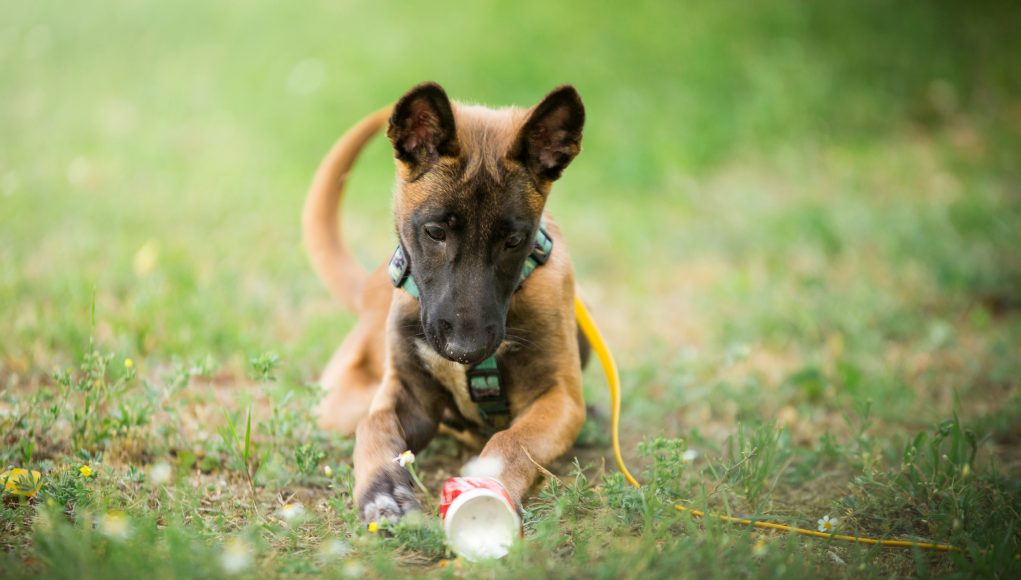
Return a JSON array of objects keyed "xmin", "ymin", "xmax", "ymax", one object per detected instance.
[
  {"xmin": 323, "ymin": 464, "xmax": 333, "ymax": 477},
  {"xmin": 277, "ymin": 502, "xmax": 305, "ymax": 524},
  {"xmin": 681, "ymin": 449, "xmax": 699, "ymax": 463},
  {"xmin": 461, "ymin": 455, "xmax": 505, "ymax": 478},
  {"xmin": 317, "ymin": 538, "xmax": 350, "ymax": 562},
  {"xmin": 98, "ymin": 511, "xmax": 132, "ymax": 541},
  {"xmin": 149, "ymin": 462, "xmax": 172, "ymax": 485},
  {"xmin": 342, "ymin": 561, "xmax": 366, "ymax": 578},
  {"xmin": 393, "ymin": 450, "xmax": 415, "ymax": 467},
  {"xmin": 817, "ymin": 515, "xmax": 838, "ymax": 533},
  {"xmin": 221, "ymin": 537, "xmax": 254, "ymax": 574}
]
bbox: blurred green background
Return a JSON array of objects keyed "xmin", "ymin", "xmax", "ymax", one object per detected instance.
[
  {"xmin": 3, "ymin": 0, "xmax": 1020, "ymax": 433},
  {"xmin": 3, "ymin": 0, "xmax": 1021, "ymax": 576}
]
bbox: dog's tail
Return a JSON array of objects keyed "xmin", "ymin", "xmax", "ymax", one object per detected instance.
[{"xmin": 302, "ymin": 105, "xmax": 392, "ymax": 312}]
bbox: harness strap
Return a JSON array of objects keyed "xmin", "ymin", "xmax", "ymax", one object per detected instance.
[
  {"xmin": 387, "ymin": 220, "xmax": 553, "ymax": 433},
  {"xmin": 466, "ymin": 357, "xmax": 510, "ymax": 431}
]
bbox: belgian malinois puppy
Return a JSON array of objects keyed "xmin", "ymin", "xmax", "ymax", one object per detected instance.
[{"xmin": 304, "ymin": 82, "xmax": 587, "ymax": 524}]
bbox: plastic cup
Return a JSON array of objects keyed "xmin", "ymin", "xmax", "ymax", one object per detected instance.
[{"xmin": 439, "ymin": 476, "xmax": 521, "ymax": 560}]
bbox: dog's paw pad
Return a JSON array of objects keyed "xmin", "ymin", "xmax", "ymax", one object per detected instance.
[
  {"xmin": 362, "ymin": 493, "xmax": 403, "ymax": 525},
  {"xmin": 358, "ymin": 469, "xmax": 424, "ymax": 525}
]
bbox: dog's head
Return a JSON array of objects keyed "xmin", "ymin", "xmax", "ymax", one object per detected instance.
[{"xmin": 387, "ymin": 82, "xmax": 585, "ymax": 366}]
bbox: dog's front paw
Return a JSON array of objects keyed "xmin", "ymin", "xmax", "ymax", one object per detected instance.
[{"xmin": 358, "ymin": 471, "xmax": 421, "ymax": 525}]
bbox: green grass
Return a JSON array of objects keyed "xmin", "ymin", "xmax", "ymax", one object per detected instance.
[{"xmin": 2, "ymin": 0, "xmax": 1021, "ymax": 577}]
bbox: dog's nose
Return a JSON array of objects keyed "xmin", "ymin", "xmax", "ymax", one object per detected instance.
[
  {"xmin": 443, "ymin": 340, "xmax": 490, "ymax": 366},
  {"xmin": 436, "ymin": 320, "xmax": 500, "ymax": 366}
]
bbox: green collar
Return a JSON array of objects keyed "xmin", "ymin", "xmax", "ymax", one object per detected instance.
[{"xmin": 386, "ymin": 219, "xmax": 553, "ymax": 432}]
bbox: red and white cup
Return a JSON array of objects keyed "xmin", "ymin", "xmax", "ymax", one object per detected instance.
[{"xmin": 439, "ymin": 476, "xmax": 522, "ymax": 560}]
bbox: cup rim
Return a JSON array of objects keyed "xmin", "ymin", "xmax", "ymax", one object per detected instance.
[{"xmin": 443, "ymin": 485, "xmax": 521, "ymax": 559}]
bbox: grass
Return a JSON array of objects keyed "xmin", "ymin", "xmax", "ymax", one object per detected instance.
[{"xmin": 2, "ymin": 0, "xmax": 1020, "ymax": 577}]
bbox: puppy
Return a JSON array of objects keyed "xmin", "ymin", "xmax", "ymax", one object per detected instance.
[{"xmin": 303, "ymin": 82, "xmax": 588, "ymax": 524}]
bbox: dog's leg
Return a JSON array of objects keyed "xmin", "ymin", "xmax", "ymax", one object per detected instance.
[
  {"xmin": 478, "ymin": 379, "xmax": 586, "ymax": 503},
  {"xmin": 316, "ymin": 286, "xmax": 389, "ymax": 436},
  {"xmin": 353, "ymin": 373, "xmax": 438, "ymax": 524},
  {"xmin": 316, "ymin": 328, "xmax": 380, "ymax": 436}
]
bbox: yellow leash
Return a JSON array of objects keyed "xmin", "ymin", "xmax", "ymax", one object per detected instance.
[{"xmin": 573, "ymin": 296, "xmax": 958, "ymax": 553}]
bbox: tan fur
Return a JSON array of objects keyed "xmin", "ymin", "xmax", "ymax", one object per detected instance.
[
  {"xmin": 414, "ymin": 339, "xmax": 485, "ymax": 425},
  {"xmin": 304, "ymin": 86, "xmax": 586, "ymax": 522},
  {"xmin": 451, "ymin": 104, "xmax": 528, "ymax": 184}
]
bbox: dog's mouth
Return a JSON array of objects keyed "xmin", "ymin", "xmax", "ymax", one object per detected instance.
[
  {"xmin": 443, "ymin": 346, "xmax": 495, "ymax": 366},
  {"xmin": 424, "ymin": 324, "xmax": 502, "ymax": 367}
]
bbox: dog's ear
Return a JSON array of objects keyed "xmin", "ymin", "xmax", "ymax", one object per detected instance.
[
  {"xmin": 387, "ymin": 82, "xmax": 459, "ymax": 173},
  {"xmin": 512, "ymin": 85, "xmax": 585, "ymax": 183}
]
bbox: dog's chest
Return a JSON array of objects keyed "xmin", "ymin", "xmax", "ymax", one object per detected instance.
[{"xmin": 414, "ymin": 340, "xmax": 485, "ymax": 424}]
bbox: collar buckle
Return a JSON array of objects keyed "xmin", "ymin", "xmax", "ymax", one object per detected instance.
[
  {"xmin": 387, "ymin": 245, "xmax": 410, "ymax": 289},
  {"xmin": 529, "ymin": 223, "xmax": 553, "ymax": 265},
  {"xmin": 387, "ymin": 245, "xmax": 420, "ymax": 298}
]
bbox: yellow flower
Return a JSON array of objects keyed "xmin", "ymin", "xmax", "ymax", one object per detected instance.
[
  {"xmin": 124, "ymin": 358, "xmax": 134, "ymax": 369},
  {"xmin": 80, "ymin": 465, "xmax": 94, "ymax": 478},
  {"xmin": 1, "ymin": 468, "xmax": 43, "ymax": 497},
  {"xmin": 367, "ymin": 521, "xmax": 380, "ymax": 533}
]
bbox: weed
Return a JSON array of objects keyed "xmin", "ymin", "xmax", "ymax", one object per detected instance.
[
  {"xmin": 1, "ymin": 0, "xmax": 1019, "ymax": 576},
  {"xmin": 709, "ymin": 423, "xmax": 791, "ymax": 514},
  {"xmin": 637, "ymin": 437, "xmax": 692, "ymax": 500},
  {"xmin": 47, "ymin": 344, "xmax": 141, "ymax": 452},
  {"xmin": 603, "ymin": 472, "xmax": 646, "ymax": 527},
  {"xmin": 220, "ymin": 408, "xmax": 266, "ymax": 510},
  {"xmin": 42, "ymin": 465, "xmax": 94, "ymax": 513},
  {"xmin": 249, "ymin": 352, "xmax": 281, "ymax": 382},
  {"xmin": 384, "ymin": 515, "xmax": 448, "ymax": 562},
  {"xmin": 293, "ymin": 443, "xmax": 325, "ymax": 477}
]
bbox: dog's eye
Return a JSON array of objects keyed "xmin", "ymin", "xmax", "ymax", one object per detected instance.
[
  {"xmin": 505, "ymin": 233, "xmax": 526, "ymax": 249},
  {"xmin": 424, "ymin": 224, "xmax": 446, "ymax": 242}
]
